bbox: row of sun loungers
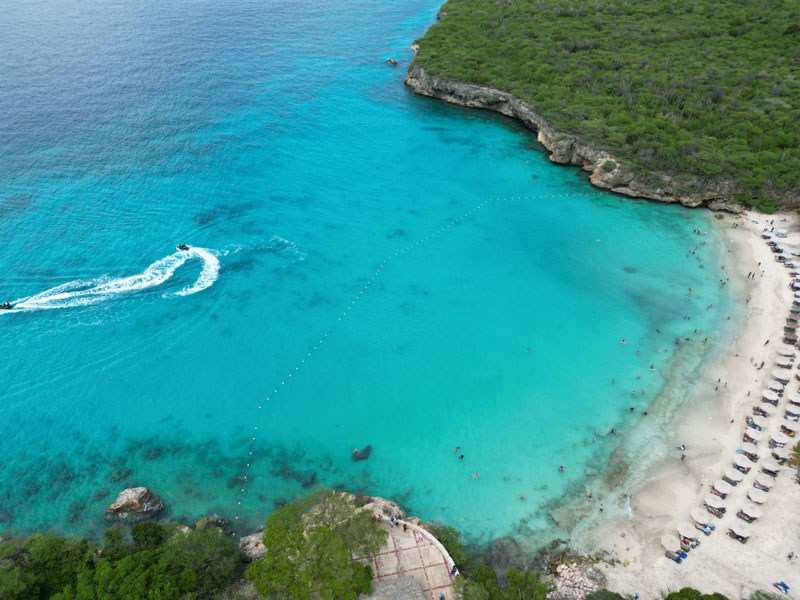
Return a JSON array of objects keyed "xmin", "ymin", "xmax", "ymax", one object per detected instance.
[{"xmin": 664, "ymin": 286, "xmax": 798, "ymax": 563}]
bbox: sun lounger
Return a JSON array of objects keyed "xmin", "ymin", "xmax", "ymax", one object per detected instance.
[{"xmin": 773, "ymin": 582, "xmax": 790, "ymax": 595}]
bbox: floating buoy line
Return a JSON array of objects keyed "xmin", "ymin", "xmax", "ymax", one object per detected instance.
[{"xmin": 231, "ymin": 192, "xmax": 597, "ymax": 537}]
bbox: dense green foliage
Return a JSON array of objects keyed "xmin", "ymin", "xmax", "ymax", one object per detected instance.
[
  {"xmin": 412, "ymin": 0, "xmax": 800, "ymax": 210},
  {"xmin": 0, "ymin": 523, "xmax": 241, "ymax": 600},
  {"xmin": 246, "ymin": 489, "xmax": 386, "ymax": 600},
  {"xmin": 585, "ymin": 591, "xmax": 627, "ymax": 600},
  {"xmin": 663, "ymin": 589, "xmax": 728, "ymax": 600},
  {"xmin": 456, "ymin": 565, "xmax": 550, "ymax": 599}
]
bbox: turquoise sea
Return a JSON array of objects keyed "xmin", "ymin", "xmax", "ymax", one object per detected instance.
[{"xmin": 0, "ymin": 0, "xmax": 732, "ymax": 547}]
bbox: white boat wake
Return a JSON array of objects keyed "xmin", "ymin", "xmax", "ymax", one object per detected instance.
[{"xmin": 4, "ymin": 247, "xmax": 220, "ymax": 313}]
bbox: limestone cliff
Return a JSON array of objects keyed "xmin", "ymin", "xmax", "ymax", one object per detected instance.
[{"xmin": 404, "ymin": 64, "xmax": 744, "ymax": 214}]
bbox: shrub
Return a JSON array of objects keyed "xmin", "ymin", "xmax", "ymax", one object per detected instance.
[{"xmin": 602, "ymin": 160, "xmax": 617, "ymax": 172}]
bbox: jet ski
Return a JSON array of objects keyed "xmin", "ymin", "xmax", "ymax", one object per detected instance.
[
  {"xmin": 176, "ymin": 244, "xmax": 190, "ymax": 251},
  {"xmin": 0, "ymin": 302, "xmax": 13, "ymax": 310}
]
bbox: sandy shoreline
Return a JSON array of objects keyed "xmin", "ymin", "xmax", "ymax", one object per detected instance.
[{"xmin": 577, "ymin": 210, "xmax": 800, "ymax": 597}]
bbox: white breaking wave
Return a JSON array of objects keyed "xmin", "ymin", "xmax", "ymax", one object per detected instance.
[{"xmin": 5, "ymin": 247, "xmax": 220, "ymax": 313}]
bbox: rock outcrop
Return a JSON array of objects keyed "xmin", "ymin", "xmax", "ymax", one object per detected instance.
[
  {"xmin": 195, "ymin": 514, "xmax": 230, "ymax": 532},
  {"xmin": 547, "ymin": 562, "xmax": 605, "ymax": 600},
  {"xmin": 404, "ymin": 64, "xmax": 744, "ymax": 214},
  {"xmin": 105, "ymin": 487, "xmax": 163, "ymax": 522},
  {"xmin": 239, "ymin": 530, "xmax": 266, "ymax": 562}
]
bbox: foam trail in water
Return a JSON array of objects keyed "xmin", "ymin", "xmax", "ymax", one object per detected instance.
[
  {"xmin": 5, "ymin": 247, "xmax": 219, "ymax": 313},
  {"xmin": 173, "ymin": 248, "xmax": 220, "ymax": 296}
]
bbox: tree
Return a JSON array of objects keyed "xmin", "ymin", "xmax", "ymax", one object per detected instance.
[
  {"xmin": 663, "ymin": 589, "xmax": 728, "ymax": 600},
  {"xmin": 132, "ymin": 522, "xmax": 167, "ymax": 551},
  {"xmin": 504, "ymin": 567, "xmax": 550, "ymax": 600},
  {"xmin": 247, "ymin": 488, "xmax": 387, "ymax": 599},
  {"xmin": 585, "ymin": 591, "xmax": 627, "ymax": 600}
]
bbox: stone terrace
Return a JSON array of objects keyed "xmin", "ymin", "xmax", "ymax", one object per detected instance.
[{"xmin": 354, "ymin": 517, "xmax": 456, "ymax": 600}]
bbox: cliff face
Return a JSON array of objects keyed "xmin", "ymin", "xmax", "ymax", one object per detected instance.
[{"xmin": 405, "ymin": 64, "xmax": 744, "ymax": 214}]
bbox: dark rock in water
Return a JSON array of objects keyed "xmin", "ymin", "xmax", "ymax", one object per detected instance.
[
  {"xmin": 53, "ymin": 466, "xmax": 77, "ymax": 483},
  {"xmin": 273, "ymin": 497, "xmax": 286, "ymax": 510},
  {"xmin": 108, "ymin": 468, "xmax": 132, "ymax": 483},
  {"xmin": 105, "ymin": 487, "xmax": 163, "ymax": 522},
  {"xmin": 195, "ymin": 515, "xmax": 229, "ymax": 532},
  {"xmin": 623, "ymin": 266, "xmax": 637, "ymax": 273},
  {"xmin": 143, "ymin": 447, "xmax": 163, "ymax": 461},
  {"xmin": 301, "ymin": 472, "xmax": 318, "ymax": 488},
  {"xmin": 352, "ymin": 445, "xmax": 372, "ymax": 461},
  {"xmin": 67, "ymin": 502, "xmax": 86, "ymax": 523},
  {"xmin": 213, "ymin": 469, "xmax": 223, "ymax": 478},
  {"xmin": 0, "ymin": 506, "xmax": 13, "ymax": 523},
  {"xmin": 93, "ymin": 488, "xmax": 110, "ymax": 501},
  {"xmin": 485, "ymin": 536, "xmax": 531, "ymax": 574},
  {"xmin": 227, "ymin": 474, "xmax": 248, "ymax": 489},
  {"xmin": 24, "ymin": 481, "xmax": 42, "ymax": 498}
]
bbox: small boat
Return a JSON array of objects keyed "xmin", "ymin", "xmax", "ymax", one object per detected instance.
[
  {"xmin": 0, "ymin": 302, "xmax": 13, "ymax": 310},
  {"xmin": 385, "ymin": 58, "xmax": 398, "ymax": 66},
  {"xmin": 177, "ymin": 244, "xmax": 190, "ymax": 251}
]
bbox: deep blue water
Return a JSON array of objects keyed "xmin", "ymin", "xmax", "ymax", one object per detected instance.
[{"xmin": 0, "ymin": 0, "xmax": 731, "ymax": 544}]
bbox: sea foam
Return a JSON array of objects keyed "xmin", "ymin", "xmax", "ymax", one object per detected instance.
[{"xmin": 6, "ymin": 247, "xmax": 219, "ymax": 312}]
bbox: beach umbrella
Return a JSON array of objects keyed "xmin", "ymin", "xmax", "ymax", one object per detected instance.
[
  {"xmin": 741, "ymin": 442, "xmax": 759, "ymax": 455},
  {"xmin": 772, "ymin": 369, "xmax": 791, "ymax": 383},
  {"xmin": 779, "ymin": 344, "xmax": 797, "ymax": 356},
  {"xmin": 781, "ymin": 420, "xmax": 800, "ymax": 432},
  {"xmin": 747, "ymin": 489, "xmax": 767, "ymax": 504},
  {"xmin": 744, "ymin": 428, "xmax": 764, "ymax": 441},
  {"xmin": 704, "ymin": 494, "xmax": 726, "ymax": 509},
  {"xmin": 712, "ymin": 480, "xmax": 733, "ymax": 495},
  {"xmin": 789, "ymin": 392, "xmax": 800, "ymax": 405},
  {"xmin": 768, "ymin": 380, "xmax": 784, "ymax": 391},
  {"xmin": 761, "ymin": 458, "xmax": 781, "ymax": 473},
  {"xmin": 777, "ymin": 358, "xmax": 794, "ymax": 368},
  {"xmin": 661, "ymin": 534, "xmax": 681, "ymax": 553},
  {"xmin": 755, "ymin": 473, "xmax": 774, "ymax": 489},
  {"xmin": 770, "ymin": 431, "xmax": 790, "ymax": 445},
  {"xmin": 786, "ymin": 407, "xmax": 800, "ymax": 417},
  {"xmin": 734, "ymin": 454, "xmax": 754, "ymax": 468},
  {"xmin": 772, "ymin": 446, "xmax": 791, "ymax": 460},
  {"xmin": 751, "ymin": 415, "xmax": 769, "ymax": 428},
  {"xmin": 759, "ymin": 403, "xmax": 777, "ymax": 416},
  {"xmin": 690, "ymin": 507, "xmax": 711, "ymax": 524},
  {"xmin": 730, "ymin": 521, "xmax": 751, "ymax": 538},
  {"xmin": 724, "ymin": 467, "xmax": 745, "ymax": 482},
  {"xmin": 740, "ymin": 503, "xmax": 762, "ymax": 519},
  {"xmin": 763, "ymin": 390, "xmax": 779, "ymax": 402},
  {"xmin": 677, "ymin": 522, "xmax": 696, "ymax": 539}
]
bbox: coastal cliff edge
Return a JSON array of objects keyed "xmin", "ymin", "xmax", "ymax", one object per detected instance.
[{"xmin": 405, "ymin": 62, "xmax": 744, "ymax": 214}]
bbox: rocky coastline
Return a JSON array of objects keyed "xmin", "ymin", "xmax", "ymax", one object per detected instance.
[{"xmin": 404, "ymin": 62, "xmax": 745, "ymax": 214}]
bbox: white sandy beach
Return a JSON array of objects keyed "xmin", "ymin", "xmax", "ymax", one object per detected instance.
[{"xmin": 579, "ymin": 210, "xmax": 800, "ymax": 598}]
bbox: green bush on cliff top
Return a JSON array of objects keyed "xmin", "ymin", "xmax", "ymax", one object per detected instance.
[{"xmin": 412, "ymin": 0, "xmax": 800, "ymax": 210}]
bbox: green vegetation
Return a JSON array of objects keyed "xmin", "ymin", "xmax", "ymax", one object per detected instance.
[
  {"xmin": 0, "ymin": 523, "xmax": 241, "ymax": 600},
  {"xmin": 246, "ymin": 489, "xmax": 387, "ymax": 600},
  {"xmin": 412, "ymin": 0, "xmax": 800, "ymax": 210},
  {"xmin": 662, "ymin": 589, "xmax": 728, "ymax": 600},
  {"xmin": 0, "ymin": 500, "xmax": 785, "ymax": 599}
]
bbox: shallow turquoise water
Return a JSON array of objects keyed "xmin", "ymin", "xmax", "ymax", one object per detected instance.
[{"xmin": 0, "ymin": 0, "xmax": 731, "ymax": 544}]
